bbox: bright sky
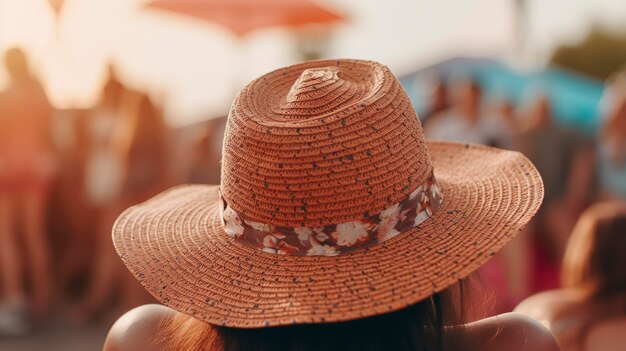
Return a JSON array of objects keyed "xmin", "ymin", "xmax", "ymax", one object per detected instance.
[{"xmin": 1, "ymin": 0, "xmax": 625, "ymax": 126}]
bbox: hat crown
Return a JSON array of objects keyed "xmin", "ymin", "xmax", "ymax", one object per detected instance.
[
  {"xmin": 285, "ymin": 67, "xmax": 339, "ymax": 105},
  {"xmin": 221, "ymin": 59, "xmax": 432, "ymax": 227}
]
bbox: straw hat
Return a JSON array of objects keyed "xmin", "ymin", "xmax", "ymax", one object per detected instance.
[{"xmin": 113, "ymin": 59, "xmax": 543, "ymax": 328}]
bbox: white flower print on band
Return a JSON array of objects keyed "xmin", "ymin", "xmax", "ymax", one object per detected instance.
[{"xmin": 219, "ymin": 172, "xmax": 443, "ymax": 256}]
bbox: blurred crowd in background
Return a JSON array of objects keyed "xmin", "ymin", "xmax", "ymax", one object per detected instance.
[
  {"xmin": 1, "ymin": 0, "xmax": 626, "ymax": 350},
  {"xmin": 421, "ymin": 72, "xmax": 619, "ymax": 309},
  {"xmin": 0, "ymin": 48, "xmax": 205, "ymax": 332}
]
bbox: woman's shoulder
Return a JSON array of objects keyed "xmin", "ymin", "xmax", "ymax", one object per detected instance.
[
  {"xmin": 465, "ymin": 312, "xmax": 560, "ymax": 351},
  {"xmin": 103, "ymin": 304, "xmax": 177, "ymax": 351},
  {"xmin": 105, "ymin": 307, "xmax": 560, "ymax": 351},
  {"xmin": 514, "ymin": 288, "xmax": 582, "ymax": 321}
]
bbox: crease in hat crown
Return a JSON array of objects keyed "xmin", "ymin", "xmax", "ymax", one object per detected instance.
[{"xmin": 220, "ymin": 59, "xmax": 437, "ymax": 251}]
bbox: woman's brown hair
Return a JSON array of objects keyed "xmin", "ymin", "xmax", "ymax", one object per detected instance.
[
  {"xmin": 562, "ymin": 202, "xmax": 626, "ymax": 300},
  {"xmin": 161, "ymin": 279, "xmax": 479, "ymax": 351}
]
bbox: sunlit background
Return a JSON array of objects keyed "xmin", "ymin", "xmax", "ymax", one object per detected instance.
[
  {"xmin": 2, "ymin": 0, "xmax": 626, "ymax": 350},
  {"xmin": 2, "ymin": 0, "xmax": 625, "ymax": 125}
]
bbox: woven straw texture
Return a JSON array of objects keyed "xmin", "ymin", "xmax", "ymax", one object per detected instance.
[
  {"xmin": 112, "ymin": 59, "xmax": 543, "ymax": 328},
  {"xmin": 221, "ymin": 60, "xmax": 430, "ymax": 227}
]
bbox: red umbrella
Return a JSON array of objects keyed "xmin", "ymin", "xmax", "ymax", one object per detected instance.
[{"xmin": 146, "ymin": 0, "xmax": 344, "ymax": 36}]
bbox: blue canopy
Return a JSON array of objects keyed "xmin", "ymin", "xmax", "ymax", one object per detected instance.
[{"xmin": 399, "ymin": 57, "xmax": 605, "ymax": 134}]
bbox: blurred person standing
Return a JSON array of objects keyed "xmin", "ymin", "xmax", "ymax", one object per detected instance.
[
  {"xmin": 83, "ymin": 66, "xmax": 127, "ymax": 220},
  {"xmin": 424, "ymin": 79, "xmax": 510, "ymax": 148},
  {"xmin": 0, "ymin": 48, "xmax": 55, "ymax": 334},
  {"xmin": 597, "ymin": 94, "xmax": 626, "ymax": 201},
  {"xmin": 516, "ymin": 203, "xmax": 626, "ymax": 351},
  {"xmin": 515, "ymin": 94, "xmax": 594, "ymax": 292},
  {"xmin": 77, "ymin": 86, "xmax": 168, "ymax": 320},
  {"xmin": 516, "ymin": 94, "xmax": 592, "ymax": 215},
  {"xmin": 119, "ymin": 92, "xmax": 172, "ymax": 208},
  {"xmin": 75, "ymin": 67, "xmax": 132, "ymax": 320}
]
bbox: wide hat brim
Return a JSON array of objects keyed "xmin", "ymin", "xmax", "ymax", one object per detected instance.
[{"xmin": 112, "ymin": 141, "xmax": 543, "ymax": 328}]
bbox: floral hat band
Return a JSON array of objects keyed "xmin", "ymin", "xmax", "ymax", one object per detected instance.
[{"xmin": 219, "ymin": 172, "xmax": 444, "ymax": 256}]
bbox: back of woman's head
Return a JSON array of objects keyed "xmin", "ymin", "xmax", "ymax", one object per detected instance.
[
  {"xmin": 562, "ymin": 202, "xmax": 626, "ymax": 299},
  {"xmin": 164, "ymin": 281, "xmax": 476, "ymax": 351}
]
